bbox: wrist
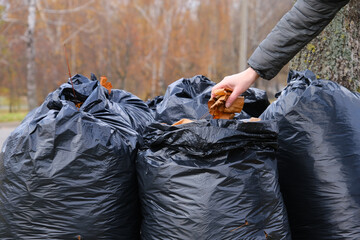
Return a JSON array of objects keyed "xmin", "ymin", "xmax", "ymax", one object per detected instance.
[{"xmin": 247, "ymin": 67, "xmax": 259, "ymax": 80}]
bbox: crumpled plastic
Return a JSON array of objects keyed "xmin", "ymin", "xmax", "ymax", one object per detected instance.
[
  {"xmin": 137, "ymin": 120, "xmax": 291, "ymax": 239},
  {"xmin": 261, "ymin": 70, "xmax": 360, "ymax": 240},
  {"xmin": 0, "ymin": 74, "xmax": 145, "ymax": 239}
]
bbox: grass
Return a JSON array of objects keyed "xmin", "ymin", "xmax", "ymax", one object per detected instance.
[{"xmin": 0, "ymin": 111, "xmax": 28, "ymax": 123}]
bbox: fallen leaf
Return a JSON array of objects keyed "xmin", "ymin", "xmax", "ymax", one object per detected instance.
[
  {"xmin": 208, "ymin": 88, "xmax": 244, "ymax": 119},
  {"xmin": 172, "ymin": 118, "xmax": 194, "ymax": 126},
  {"xmin": 100, "ymin": 76, "xmax": 112, "ymax": 94}
]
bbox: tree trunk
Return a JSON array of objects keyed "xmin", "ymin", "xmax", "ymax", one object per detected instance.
[
  {"xmin": 151, "ymin": 62, "xmax": 157, "ymax": 97},
  {"xmin": 158, "ymin": 7, "xmax": 174, "ymax": 95},
  {"xmin": 26, "ymin": 0, "xmax": 38, "ymax": 110},
  {"xmin": 290, "ymin": 0, "xmax": 360, "ymax": 92},
  {"xmin": 239, "ymin": 0, "xmax": 248, "ymax": 72}
]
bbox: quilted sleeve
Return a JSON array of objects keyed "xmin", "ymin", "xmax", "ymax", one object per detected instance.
[{"xmin": 248, "ymin": 0, "xmax": 350, "ymax": 80}]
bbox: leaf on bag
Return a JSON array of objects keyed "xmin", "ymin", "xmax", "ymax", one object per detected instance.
[
  {"xmin": 100, "ymin": 76, "xmax": 112, "ymax": 94},
  {"xmin": 249, "ymin": 117, "xmax": 261, "ymax": 122},
  {"xmin": 208, "ymin": 88, "xmax": 244, "ymax": 119},
  {"xmin": 172, "ymin": 118, "xmax": 194, "ymax": 126},
  {"xmin": 75, "ymin": 102, "xmax": 83, "ymax": 108}
]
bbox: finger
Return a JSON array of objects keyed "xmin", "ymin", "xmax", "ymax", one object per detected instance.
[
  {"xmin": 211, "ymin": 88, "xmax": 216, "ymax": 98},
  {"xmin": 211, "ymin": 84, "xmax": 224, "ymax": 98},
  {"xmin": 225, "ymin": 88, "xmax": 242, "ymax": 108}
]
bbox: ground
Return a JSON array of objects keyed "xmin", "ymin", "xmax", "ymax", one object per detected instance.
[{"xmin": 0, "ymin": 122, "xmax": 19, "ymax": 149}]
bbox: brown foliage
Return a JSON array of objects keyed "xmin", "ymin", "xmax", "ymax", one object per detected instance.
[
  {"xmin": 208, "ymin": 88, "xmax": 245, "ymax": 119},
  {"xmin": 100, "ymin": 76, "xmax": 112, "ymax": 94},
  {"xmin": 0, "ymin": 0, "xmax": 293, "ymax": 110}
]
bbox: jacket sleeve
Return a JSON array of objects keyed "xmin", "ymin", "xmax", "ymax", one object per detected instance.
[{"xmin": 248, "ymin": 0, "xmax": 350, "ymax": 80}]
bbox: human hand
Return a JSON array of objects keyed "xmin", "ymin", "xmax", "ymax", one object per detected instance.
[{"xmin": 211, "ymin": 67, "xmax": 259, "ymax": 108}]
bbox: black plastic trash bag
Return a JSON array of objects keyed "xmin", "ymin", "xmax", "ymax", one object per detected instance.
[
  {"xmin": 89, "ymin": 74, "xmax": 153, "ymax": 134},
  {"xmin": 109, "ymin": 89, "xmax": 153, "ymax": 134},
  {"xmin": 150, "ymin": 75, "xmax": 270, "ymax": 124},
  {"xmin": 234, "ymin": 88, "xmax": 269, "ymax": 120},
  {"xmin": 0, "ymin": 74, "xmax": 141, "ymax": 239},
  {"xmin": 241, "ymin": 88, "xmax": 270, "ymax": 118},
  {"xmin": 145, "ymin": 95, "xmax": 164, "ymax": 116},
  {"xmin": 137, "ymin": 120, "xmax": 291, "ymax": 240},
  {"xmin": 261, "ymin": 70, "xmax": 360, "ymax": 240},
  {"xmin": 153, "ymin": 75, "xmax": 214, "ymax": 124}
]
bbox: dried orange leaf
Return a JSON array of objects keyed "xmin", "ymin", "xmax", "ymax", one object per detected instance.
[
  {"xmin": 223, "ymin": 96, "xmax": 244, "ymax": 113},
  {"xmin": 208, "ymin": 88, "xmax": 244, "ymax": 119},
  {"xmin": 172, "ymin": 118, "xmax": 194, "ymax": 126},
  {"xmin": 242, "ymin": 117, "xmax": 262, "ymax": 123},
  {"xmin": 100, "ymin": 76, "xmax": 112, "ymax": 94},
  {"xmin": 213, "ymin": 112, "xmax": 235, "ymax": 119},
  {"xmin": 249, "ymin": 117, "xmax": 261, "ymax": 122},
  {"xmin": 208, "ymin": 98, "xmax": 216, "ymax": 111},
  {"xmin": 213, "ymin": 88, "xmax": 227, "ymax": 96},
  {"xmin": 75, "ymin": 102, "xmax": 83, "ymax": 108}
]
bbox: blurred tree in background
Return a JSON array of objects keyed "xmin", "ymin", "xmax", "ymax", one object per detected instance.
[{"xmin": 0, "ymin": 0, "xmax": 293, "ymax": 111}]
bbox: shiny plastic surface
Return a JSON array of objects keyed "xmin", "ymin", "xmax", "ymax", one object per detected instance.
[
  {"xmin": 0, "ymin": 74, "xmax": 144, "ymax": 239},
  {"xmin": 261, "ymin": 70, "xmax": 360, "ymax": 239},
  {"xmin": 137, "ymin": 120, "xmax": 291, "ymax": 240}
]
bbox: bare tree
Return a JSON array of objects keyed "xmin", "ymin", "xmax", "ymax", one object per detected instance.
[
  {"xmin": 135, "ymin": 0, "xmax": 185, "ymax": 95},
  {"xmin": 239, "ymin": 0, "xmax": 248, "ymax": 72},
  {"xmin": 158, "ymin": 3, "xmax": 176, "ymax": 93},
  {"xmin": 26, "ymin": 0, "xmax": 37, "ymax": 110}
]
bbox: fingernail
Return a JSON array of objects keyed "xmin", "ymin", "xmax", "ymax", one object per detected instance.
[{"xmin": 225, "ymin": 103, "xmax": 230, "ymax": 108}]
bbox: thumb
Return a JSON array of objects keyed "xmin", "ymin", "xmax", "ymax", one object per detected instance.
[
  {"xmin": 225, "ymin": 88, "xmax": 242, "ymax": 108},
  {"xmin": 211, "ymin": 84, "xmax": 224, "ymax": 98}
]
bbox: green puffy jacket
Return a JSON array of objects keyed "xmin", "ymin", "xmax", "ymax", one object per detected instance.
[{"xmin": 248, "ymin": 0, "xmax": 350, "ymax": 80}]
